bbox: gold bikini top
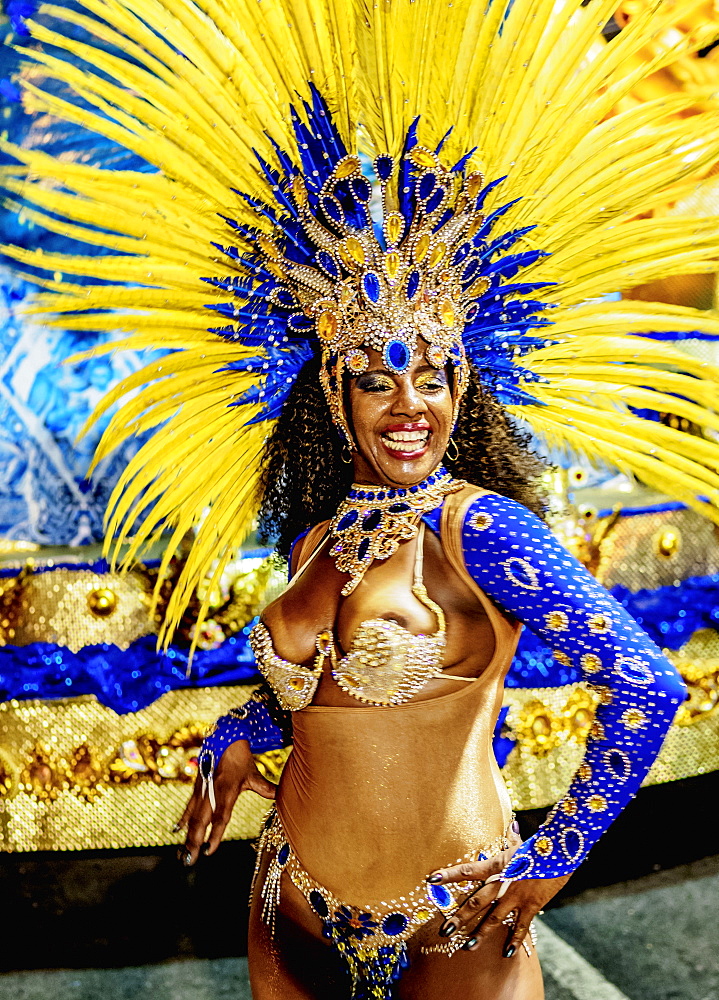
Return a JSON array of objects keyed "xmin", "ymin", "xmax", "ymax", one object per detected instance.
[{"xmin": 249, "ymin": 522, "xmax": 475, "ymax": 709}]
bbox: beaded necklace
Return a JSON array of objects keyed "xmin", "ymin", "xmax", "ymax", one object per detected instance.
[{"xmin": 328, "ymin": 466, "xmax": 464, "ymax": 595}]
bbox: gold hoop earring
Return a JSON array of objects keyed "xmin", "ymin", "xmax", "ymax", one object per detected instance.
[
  {"xmin": 445, "ymin": 436, "xmax": 459, "ymax": 462},
  {"xmin": 340, "ymin": 442, "xmax": 354, "ymax": 464}
]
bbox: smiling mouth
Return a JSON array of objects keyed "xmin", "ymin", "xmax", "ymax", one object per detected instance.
[{"xmin": 380, "ymin": 428, "xmax": 431, "ymax": 455}]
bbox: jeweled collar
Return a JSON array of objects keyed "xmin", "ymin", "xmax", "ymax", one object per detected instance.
[{"xmin": 329, "ymin": 466, "xmax": 464, "ymax": 595}]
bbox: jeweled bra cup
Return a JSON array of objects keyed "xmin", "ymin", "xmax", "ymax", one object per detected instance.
[
  {"xmin": 251, "ymin": 522, "xmax": 473, "ymax": 709},
  {"xmin": 248, "ymin": 622, "xmax": 323, "ymax": 712}
]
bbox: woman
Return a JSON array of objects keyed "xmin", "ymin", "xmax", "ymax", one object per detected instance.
[
  {"xmin": 178, "ymin": 337, "xmax": 685, "ymax": 1000},
  {"xmin": 5, "ymin": 1, "xmax": 717, "ymax": 997}
]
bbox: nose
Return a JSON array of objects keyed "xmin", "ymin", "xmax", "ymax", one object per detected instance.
[{"xmin": 391, "ymin": 375, "xmax": 426, "ymax": 418}]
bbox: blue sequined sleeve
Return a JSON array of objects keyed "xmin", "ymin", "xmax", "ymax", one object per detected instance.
[
  {"xmin": 197, "ymin": 691, "xmax": 286, "ymax": 801},
  {"xmin": 459, "ymin": 491, "xmax": 686, "ymax": 881}
]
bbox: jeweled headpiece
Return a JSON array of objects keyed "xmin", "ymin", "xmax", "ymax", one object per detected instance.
[
  {"xmin": 208, "ymin": 89, "xmax": 551, "ymax": 444},
  {"xmin": 6, "ymin": 0, "xmax": 719, "ymax": 645}
]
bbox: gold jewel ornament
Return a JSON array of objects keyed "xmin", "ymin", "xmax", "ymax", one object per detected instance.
[{"xmin": 328, "ymin": 467, "xmax": 464, "ymax": 595}]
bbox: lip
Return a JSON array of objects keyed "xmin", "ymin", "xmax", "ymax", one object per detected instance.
[{"xmin": 379, "ymin": 421, "xmax": 432, "ymax": 461}]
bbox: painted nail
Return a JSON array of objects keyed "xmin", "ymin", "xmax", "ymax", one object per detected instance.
[
  {"xmin": 178, "ymin": 849, "xmax": 192, "ymax": 867},
  {"xmin": 463, "ymin": 937, "xmax": 477, "ymax": 950},
  {"xmin": 439, "ymin": 922, "xmax": 456, "ymax": 938},
  {"xmin": 172, "ymin": 822, "xmax": 182, "ymax": 833},
  {"xmin": 504, "ymin": 944, "xmax": 516, "ymax": 958},
  {"xmin": 426, "ymin": 872, "xmax": 443, "ymax": 884},
  {"xmin": 512, "ymin": 820, "xmax": 520, "ymax": 835},
  {"xmin": 202, "ymin": 842, "xmax": 211, "ymax": 856}
]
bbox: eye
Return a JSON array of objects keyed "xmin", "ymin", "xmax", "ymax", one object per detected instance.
[
  {"xmin": 416, "ymin": 373, "xmax": 447, "ymax": 393},
  {"xmin": 356, "ymin": 374, "xmax": 395, "ymax": 393}
]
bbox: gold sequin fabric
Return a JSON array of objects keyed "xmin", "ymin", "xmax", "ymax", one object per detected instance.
[
  {"xmin": 0, "ymin": 565, "xmax": 155, "ymax": 651},
  {"xmin": 0, "ymin": 685, "xmax": 282, "ymax": 852}
]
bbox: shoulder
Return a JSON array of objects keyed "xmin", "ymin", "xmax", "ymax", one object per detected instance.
[
  {"xmin": 446, "ymin": 484, "xmax": 545, "ymax": 543},
  {"xmin": 289, "ymin": 519, "xmax": 330, "ymax": 577}
]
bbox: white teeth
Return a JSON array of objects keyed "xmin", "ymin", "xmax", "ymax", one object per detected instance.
[
  {"xmin": 381, "ymin": 430, "xmax": 429, "ymax": 453},
  {"xmin": 383, "ymin": 429, "xmax": 428, "ymax": 442}
]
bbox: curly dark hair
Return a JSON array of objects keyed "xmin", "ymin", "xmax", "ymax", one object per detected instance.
[{"xmin": 257, "ymin": 356, "xmax": 548, "ymax": 557}]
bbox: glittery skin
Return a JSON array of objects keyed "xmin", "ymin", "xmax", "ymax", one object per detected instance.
[{"xmin": 433, "ymin": 491, "xmax": 687, "ymax": 881}]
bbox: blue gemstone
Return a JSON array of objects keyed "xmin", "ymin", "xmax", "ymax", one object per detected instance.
[
  {"xmin": 338, "ymin": 509, "xmax": 358, "ymax": 532},
  {"xmin": 322, "ymin": 196, "xmax": 344, "ymax": 223},
  {"xmin": 563, "ymin": 830, "xmax": 582, "ymax": 860},
  {"xmin": 505, "ymin": 855, "xmax": 533, "ymax": 878},
  {"xmin": 277, "ymin": 842, "xmax": 290, "ymax": 866},
  {"xmin": 352, "ymin": 177, "xmax": 372, "ymax": 202},
  {"xmin": 376, "ymin": 492, "xmax": 386, "ymax": 500},
  {"xmin": 388, "ymin": 490, "xmax": 397, "ymax": 498},
  {"xmin": 310, "ymin": 890, "xmax": 329, "ymax": 918},
  {"xmin": 375, "ymin": 154, "xmax": 394, "ymax": 181},
  {"xmin": 608, "ymin": 750, "xmax": 628, "ymax": 779},
  {"xmin": 363, "ymin": 509, "xmax": 382, "ymax": 531},
  {"xmin": 462, "ymin": 259, "xmax": 480, "ymax": 283},
  {"xmin": 358, "ymin": 537, "xmax": 370, "ymax": 561},
  {"xmin": 428, "ymin": 883, "xmax": 452, "ymax": 908},
  {"xmin": 452, "ymin": 242, "xmax": 472, "ymax": 265},
  {"xmin": 288, "ymin": 313, "xmax": 313, "ymax": 331},
  {"xmin": 363, "ymin": 272, "xmax": 381, "ymax": 303},
  {"xmin": 388, "ymin": 503, "xmax": 410, "ymax": 513},
  {"xmin": 382, "ymin": 912, "xmax": 409, "ymax": 936},
  {"xmin": 317, "ymin": 250, "xmax": 340, "ymax": 278},
  {"xmin": 410, "ymin": 485, "xmax": 419, "ymax": 493},
  {"xmin": 418, "ymin": 172, "xmax": 436, "ymax": 200},
  {"xmin": 425, "ymin": 187, "xmax": 445, "ymax": 213},
  {"xmin": 275, "ymin": 287, "xmax": 296, "ymax": 307},
  {"xmin": 384, "ymin": 339, "xmax": 411, "ymax": 372},
  {"xmin": 406, "ymin": 269, "xmax": 420, "ymax": 300}
]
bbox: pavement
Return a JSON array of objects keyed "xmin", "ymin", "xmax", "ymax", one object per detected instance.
[{"xmin": 0, "ymin": 853, "xmax": 716, "ymax": 1000}]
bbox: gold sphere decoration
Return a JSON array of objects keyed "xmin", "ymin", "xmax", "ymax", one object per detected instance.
[
  {"xmin": 654, "ymin": 526, "xmax": 681, "ymax": 559},
  {"xmin": 87, "ymin": 587, "xmax": 118, "ymax": 617}
]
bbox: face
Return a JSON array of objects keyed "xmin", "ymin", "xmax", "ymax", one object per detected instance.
[{"xmin": 347, "ymin": 343, "xmax": 454, "ymax": 487}]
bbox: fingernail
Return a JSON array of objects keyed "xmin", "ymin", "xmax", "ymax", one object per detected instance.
[
  {"xmin": 463, "ymin": 937, "xmax": 477, "ymax": 950},
  {"xmin": 439, "ymin": 921, "xmax": 456, "ymax": 938},
  {"xmin": 504, "ymin": 944, "xmax": 516, "ymax": 958},
  {"xmin": 426, "ymin": 872, "xmax": 443, "ymax": 884},
  {"xmin": 202, "ymin": 842, "xmax": 211, "ymax": 856},
  {"xmin": 171, "ymin": 822, "xmax": 181, "ymax": 833},
  {"xmin": 512, "ymin": 820, "xmax": 520, "ymax": 834},
  {"xmin": 178, "ymin": 849, "xmax": 192, "ymax": 867}
]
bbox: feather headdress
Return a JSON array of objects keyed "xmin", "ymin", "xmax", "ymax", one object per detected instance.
[{"xmin": 3, "ymin": 0, "xmax": 719, "ymax": 643}]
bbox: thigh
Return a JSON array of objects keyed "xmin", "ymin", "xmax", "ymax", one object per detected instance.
[
  {"xmin": 398, "ymin": 919, "xmax": 544, "ymax": 1000},
  {"xmin": 248, "ymin": 849, "xmax": 352, "ymax": 1000}
]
